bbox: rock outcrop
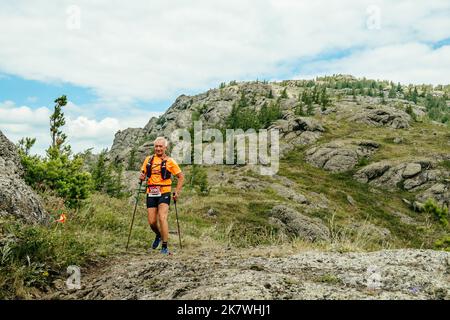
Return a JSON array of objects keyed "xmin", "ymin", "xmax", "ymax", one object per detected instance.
[
  {"xmin": 305, "ymin": 140, "xmax": 380, "ymax": 172},
  {"xmin": 354, "ymin": 158, "xmax": 449, "ymax": 208},
  {"xmin": 268, "ymin": 205, "xmax": 329, "ymax": 241},
  {"xmin": 269, "ymin": 114, "xmax": 325, "ymax": 156},
  {"xmin": 347, "ymin": 105, "xmax": 411, "ymax": 129},
  {"xmin": 52, "ymin": 248, "xmax": 450, "ymax": 300},
  {"xmin": 107, "ymin": 82, "xmax": 328, "ymax": 167},
  {"xmin": 354, "ymin": 159, "xmax": 445, "ymax": 190},
  {"xmin": 0, "ymin": 130, "xmax": 48, "ymax": 224},
  {"xmin": 415, "ymin": 183, "xmax": 450, "ymax": 210}
]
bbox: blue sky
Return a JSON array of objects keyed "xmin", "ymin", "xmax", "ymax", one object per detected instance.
[{"xmin": 1, "ymin": 0, "xmax": 449, "ymax": 155}]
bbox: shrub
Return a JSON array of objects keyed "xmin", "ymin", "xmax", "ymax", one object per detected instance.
[
  {"xmin": 423, "ymin": 198, "xmax": 449, "ymax": 227},
  {"xmin": 405, "ymin": 105, "xmax": 417, "ymax": 121},
  {"xmin": 18, "ymin": 95, "xmax": 93, "ymax": 208},
  {"xmin": 20, "ymin": 152, "xmax": 93, "ymax": 208},
  {"xmin": 434, "ymin": 236, "xmax": 450, "ymax": 251},
  {"xmin": 188, "ymin": 164, "xmax": 209, "ymax": 195}
]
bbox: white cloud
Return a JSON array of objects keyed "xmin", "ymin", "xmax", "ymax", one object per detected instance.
[
  {"xmin": 1, "ymin": 1, "xmax": 449, "ymax": 156},
  {"xmin": 0, "ymin": 101, "xmax": 162, "ymax": 155},
  {"xmin": 0, "ymin": 0, "xmax": 449, "ymax": 104},
  {"xmin": 296, "ymin": 43, "xmax": 450, "ymax": 85}
]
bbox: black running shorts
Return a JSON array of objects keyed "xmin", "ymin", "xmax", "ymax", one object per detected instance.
[{"xmin": 146, "ymin": 192, "xmax": 171, "ymax": 208}]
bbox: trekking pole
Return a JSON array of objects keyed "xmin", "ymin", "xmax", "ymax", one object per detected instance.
[
  {"xmin": 126, "ymin": 180, "xmax": 143, "ymax": 251},
  {"xmin": 173, "ymin": 194, "xmax": 182, "ymax": 250}
]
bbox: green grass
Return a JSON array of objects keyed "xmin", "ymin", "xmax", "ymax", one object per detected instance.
[
  {"xmin": 278, "ymin": 147, "xmax": 447, "ymax": 249},
  {"xmin": 438, "ymin": 160, "xmax": 450, "ymax": 170},
  {"xmin": 315, "ymin": 273, "xmax": 343, "ymax": 285},
  {"xmin": 0, "ymin": 192, "xmax": 151, "ymax": 299}
]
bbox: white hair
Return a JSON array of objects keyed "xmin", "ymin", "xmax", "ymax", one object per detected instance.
[{"xmin": 153, "ymin": 136, "xmax": 169, "ymax": 147}]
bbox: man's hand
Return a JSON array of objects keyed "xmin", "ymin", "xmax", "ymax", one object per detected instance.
[
  {"xmin": 173, "ymin": 190, "xmax": 180, "ymax": 201},
  {"xmin": 139, "ymin": 172, "xmax": 146, "ymax": 181}
]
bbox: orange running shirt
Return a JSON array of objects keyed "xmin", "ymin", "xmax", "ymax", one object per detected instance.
[{"xmin": 140, "ymin": 155, "xmax": 182, "ymax": 194}]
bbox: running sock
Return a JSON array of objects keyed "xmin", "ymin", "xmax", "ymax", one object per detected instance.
[
  {"xmin": 150, "ymin": 225, "xmax": 161, "ymax": 238},
  {"xmin": 162, "ymin": 241, "xmax": 168, "ymax": 249}
]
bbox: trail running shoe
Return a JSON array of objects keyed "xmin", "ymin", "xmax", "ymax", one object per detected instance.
[
  {"xmin": 160, "ymin": 247, "xmax": 171, "ymax": 255},
  {"xmin": 152, "ymin": 237, "xmax": 161, "ymax": 249}
]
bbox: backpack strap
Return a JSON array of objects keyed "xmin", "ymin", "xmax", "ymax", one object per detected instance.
[
  {"xmin": 160, "ymin": 158, "xmax": 172, "ymax": 180},
  {"xmin": 145, "ymin": 155, "xmax": 171, "ymax": 180},
  {"xmin": 145, "ymin": 155, "xmax": 154, "ymax": 178}
]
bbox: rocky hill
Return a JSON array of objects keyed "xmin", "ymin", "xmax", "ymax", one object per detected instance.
[
  {"xmin": 108, "ymin": 76, "xmax": 449, "ymax": 246},
  {"xmin": 3, "ymin": 75, "xmax": 449, "ymax": 300}
]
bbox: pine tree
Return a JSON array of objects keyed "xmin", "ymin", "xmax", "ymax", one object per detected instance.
[
  {"xmin": 320, "ymin": 87, "xmax": 330, "ymax": 108},
  {"xmin": 226, "ymin": 102, "xmax": 240, "ymax": 129},
  {"xmin": 17, "ymin": 137, "xmax": 36, "ymax": 156},
  {"xmin": 127, "ymin": 147, "xmax": 137, "ymax": 170},
  {"xmin": 412, "ymin": 87, "xmax": 418, "ymax": 104},
  {"xmin": 238, "ymin": 92, "xmax": 248, "ymax": 108},
  {"xmin": 48, "ymin": 95, "xmax": 69, "ymax": 158},
  {"xmin": 405, "ymin": 87, "xmax": 412, "ymax": 101},
  {"xmin": 388, "ymin": 86, "xmax": 396, "ymax": 99},
  {"xmin": 92, "ymin": 150, "xmax": 110, "ymax": 191},
  {"xmin": 295, "ymin": 102, "xmax": 305, "ymax": 116},
  {"xmin": 306, "ymin": 101, "xmax": 314, "ymax": 116},
  {"xmin": 405, "ymin": 105, "xmax": 417, "ymax": 122},
  {"xmin": 281, "ymin": 87, "xmax": 288, "ymax": 99},
  {"xmin": 312, "ymin": 86, "xmax": 319, "ymax": 103},
  {"xmin": 189, "ymin": 164, "xmax": 209, "ymax": 195}
]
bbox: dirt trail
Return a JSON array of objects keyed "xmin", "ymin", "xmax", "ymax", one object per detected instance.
[{"xmin": 47, "ymin": 247, "xmax": 450, "ymax": 300}]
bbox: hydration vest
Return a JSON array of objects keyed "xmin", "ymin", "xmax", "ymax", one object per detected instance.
[{"xmin": 145, "ymin": 155, "xmax": 172, "ymax": 181}]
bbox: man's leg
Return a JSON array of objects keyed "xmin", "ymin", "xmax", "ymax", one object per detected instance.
[
  {"xmin": 147, "ymin": 207, "xmax": 160, "ymax": 235},
  {"xmin": 157, "ymin": 203, "xmax": 169, "ymax": 251},
  {"xmin": 148, "ymin": 207, "xmax": 161, "ymax": 249}
]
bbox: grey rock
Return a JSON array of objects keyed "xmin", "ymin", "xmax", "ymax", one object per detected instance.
[
  {"xmin": 402, "ymin": 163, "xmax": 422, "ymax": 178},
  {"xmin": 354, "ymin": 159, "xmax": 445, "ymax": 196},
  {"xmin": 354, "ymin": 161, "xmax": 391, "ymax": 183},
  {"xmin": 269, "ymin": 205, "xmax": 329, "ymax": 241},
  {"xmin": 347, "ymin": 106, "xmax": 411, "ymax": 129},
  {"xmin": 347, "ymin": 194, "xmax": 356, "ymax": 206},
  {"xmin": 305, "ymin": 140, "xmax": 379, "ymax": 173},
  {"xmin": 207, "ymin": 208, "xmax": 218, "ymax": 216},
  {"xmin": 415, "ymin": 183, "xmax": 449, "ymax": 210},
  {"xmin": 393, "ymin": 137, "xmax": 404, "ymax": 144},
  {"xmin": 0, "ymin": 130, "xmax": 48, "ymax": 224},
  {"xmin": 55, "ymin": 248, "xmax": 450, "ymax": 300},
  {"xmin": 272, "ymin": 184, "xmax": 309, "ymax": 205},
  {"xmin": 269, "ymin": 115, "xmax": 325, "ymax": 157}
]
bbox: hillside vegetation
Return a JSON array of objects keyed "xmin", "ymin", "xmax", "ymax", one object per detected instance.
[{"xmin": 1, "ymin": 75, "xmax": 449, "ymax": 299}]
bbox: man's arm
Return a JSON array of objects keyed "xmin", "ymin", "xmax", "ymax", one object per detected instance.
[
  {"xmin": 173, "ymin": 172, "xmax": 184, "ymax": 200},
  {"xmin": 139, "ymin": 156, "xmax": 150, "ymax": 181}
]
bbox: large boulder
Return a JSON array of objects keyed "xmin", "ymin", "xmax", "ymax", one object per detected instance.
[
  {"xmin": 354, "ymin": 158, "xmax": 449, "ymax": 207},
  {"xmin": 0, "ymin": 130, "xmax": 48, "ymax": 224},
  {"xmin": 354, "ymin": 159, "xmax": 435, "ymax": 188},
  {"xmin": 305, "ymin": 139, "xmax": 380, "ymax": 173},
  {"xmin": 269, "ymin": 114, "xmax": 325, "ymax": 157},
  {"xmin": 347, "ymin": 105, "xmax": 411, "ymax": 129},
  {"xmin": 268, "ymin": 205, "xmax": 329, "ymax": 241}
]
